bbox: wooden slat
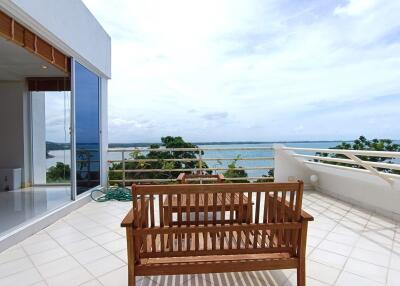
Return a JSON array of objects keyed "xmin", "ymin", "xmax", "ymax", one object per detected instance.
[
  {"xmin": 133, "ymin": 182, "xmax": 301, "ymax": 195},
  {"xmin": 229, "ymin": 192, "xmax": 235, "ymax": 249},
  {"xmin": 167, "ymin": 194, "xmax": 173, "ymax": 251},
  {"xmin": 136, "ymin": 256, "xmax": 298, "ymax": 276},
  {"xmin": 278, "ymin": 191, "xmax": 286, "ymax": 246},
  {"xmin": 220, "ymin": 192, "xmax": 226, "ymax": 249},
  {"xmin": 0, "ymin": 10, "xmax": 69, "ymax": 74},
  {"xmin": 204, "ymin": 193, "xmax": 209, "ymax": 225}
]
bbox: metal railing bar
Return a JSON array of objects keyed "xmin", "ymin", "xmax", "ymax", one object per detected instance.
[
  {"xmin": 109, "ymin": 166, "xmax": 273, "ymax": 173},
  {"xmin": 107, "ymin": 157, "xmax": 274, "ymax": 163},
  {"xmin": 108, "ymin": 147, "xmax": 273, "ymax": 152},
  {"xmin": 108, "ymin": 176, "xmax": 274, "ymax": 183}
]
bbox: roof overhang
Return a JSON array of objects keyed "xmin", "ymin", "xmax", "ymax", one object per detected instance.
[{"xmin": 0, "ymin": 9, "xmax": 70, "ymax": 74}]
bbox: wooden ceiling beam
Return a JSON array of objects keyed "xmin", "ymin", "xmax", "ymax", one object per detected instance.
[{"xmin": 0, "ymin": 9, "xmax": 70, "ymax": 74}]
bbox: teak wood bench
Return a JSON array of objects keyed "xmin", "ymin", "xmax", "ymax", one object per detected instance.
[{"xmin": 121, "ymin": 181, "xmax": 313, "ymax": 286}]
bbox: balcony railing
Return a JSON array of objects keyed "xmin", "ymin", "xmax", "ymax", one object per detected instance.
[
  {"xmin": 107, "ymin": 146, "xmax": 274, "ymax": 186},
  {"xmin": 283, "ymin": 146, "xmax": 400, "ymax": 184}
]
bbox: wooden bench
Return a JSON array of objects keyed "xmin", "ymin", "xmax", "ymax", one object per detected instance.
[
  {"xmin": 121, "ymin": 181, "xmax": 313, "ymax": 286},
  {"xmin": 176, "ymin": 172, "xmax": 225, "ymax": 183},
  {"xmin": 164, "ymin": 173, "xmax": 251, "ymax": 225}
]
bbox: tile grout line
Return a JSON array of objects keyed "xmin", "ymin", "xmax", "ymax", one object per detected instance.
[
  {"xmin": 21, "ymin": 246, "xmax": 49, "ymax": 286},
  {"xmin": 331, "ymin": 209, "xmax": 386, "ymax": 286}
]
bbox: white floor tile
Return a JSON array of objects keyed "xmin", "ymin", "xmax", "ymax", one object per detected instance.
[
  {"xmin": 72, "ymin": 245, "xmax": 110, "ymax": 265},
  {"xmin": 62, "ymin": 238, "xmax": 97, "ymax": 254},
  {"xmin": 350, "ymin": 247, "xmax": 391, "ymax": 267},
  {"xmin": 390, "ymin": 251, "xmax": 400, "ymax": 271},
  {"xmin": 36, "ymin": 256, "xmax": 81, "ymax": 278},
  {"xmin": 0, "ymin": 247, "xmax": 26, "ymax": 264},
  {"xmin": 335, "ymin": 271, "xmax": 383, "ymax": 286},
  {"xmin": 0, "ymin": 257, "xmax": 34, "ymax": 279},
  {"xmin": 22, "ymin": 239, "xmax": 60, "ymax": 256},
  {"xmin": 46, "ymin": 266, "xmax": 93, "ymax": 286},
  {"xmin": 102, "ymin": 237, "xmax": 126, "ymax": 252},
  {"xmin": 387, "ymin": 269, "xmax": 400, "ymax": 286},
  {"xmin": 317, "ymin": 240, "xmax": 353, "ymax": 257},
  {"xmin": 307, "ymin": 260, "xmax": 341, "ymax": 285},
  {"xmin": 29, "ymin": 247, "xmax": 69, "ymax": 266},
  {"xmin": 0, "ymin": 267, "xmax": 42, "ymax": 286},
  {"xmin": 85, "ymin": 254, "xmax": 125, "ymax": 277},
  {"xmin": 309, "ymin": 249, "xmax": 347, "ymax": 269},
  {"xmin": 343, "ymin": 258, "xmax": 387, "ymax": 284},
  {"xmin": 97, "ymin": 266, "xmax": 127, "ymax": 286},
  {"xmin": 91, "ymin": 231, "xmax": 122, "ymax": 245}
]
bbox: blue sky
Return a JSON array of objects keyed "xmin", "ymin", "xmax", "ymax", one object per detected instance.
[{"xmin": 82, "ymin": 0, "xmax": 400, "ymax": 143}]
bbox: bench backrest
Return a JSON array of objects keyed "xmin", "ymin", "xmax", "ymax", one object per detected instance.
[{"xmin": 131, "ymin": 181, "xmax": 304, "ymax": 260}]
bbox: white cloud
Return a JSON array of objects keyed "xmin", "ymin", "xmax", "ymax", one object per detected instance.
[
  {"xmin": 82, "ymin": 0, "xmax": 400, "ymax": 142},
  {"xmin": 334, "ymin": 0, "xmax": 378, "ymax": 16}
]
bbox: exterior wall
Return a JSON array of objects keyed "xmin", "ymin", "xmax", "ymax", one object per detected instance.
[
  {"xmin": 274, "ymin": 145, "xmax": 400, "ymax": 221},
  {"xmin": 273, "ymin": 144, "xmax": 312, "ymax": 187},
  {"xmin": 0, "ymin": 81, "xmax": 30, "ymax": 186},
  {"xmin": 0, "ymin": 0, "xmax": 111, "ymax": 78}
]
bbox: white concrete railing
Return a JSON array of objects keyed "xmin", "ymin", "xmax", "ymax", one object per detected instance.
[
  {"xmin": 108, "ymin": 146, "xmax": 274, "ymax": 186},
  {"xmin": 282, "ymin": 146, "xmax": 400, "ymax": 185}
]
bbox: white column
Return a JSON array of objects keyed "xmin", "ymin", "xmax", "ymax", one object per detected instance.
[{"xmin": 31, "ymin": 92, "xmax": 47, "ymax": 184}]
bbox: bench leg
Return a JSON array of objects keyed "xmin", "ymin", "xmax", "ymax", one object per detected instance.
[
  {"xmin": 129, "ymin": 273, "xmax": 136, "ymax": 286},
  {"xmin": 297, "ymin": 257, "xmax": 306, "ymax": 286}
]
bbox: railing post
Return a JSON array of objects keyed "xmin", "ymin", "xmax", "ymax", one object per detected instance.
[
  {"xmin": 122, "ymin": 150, "xmax": 126, "ymax": 187},
  {"xmin": 199, "ymin": 148, "xmax": 203, "ymax": 184}
]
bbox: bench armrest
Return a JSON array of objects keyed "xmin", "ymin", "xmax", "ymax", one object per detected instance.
[
  {"xmin": 121, "ymin": 208, "xmax": 134, "ymax": 227},
  {"xmin": 300, "ymin": 210, "xmax": 314, "ymax": 222},
  {"xmin": 121, "ymin": 198, "xmax": 150, "ymax": 228}
]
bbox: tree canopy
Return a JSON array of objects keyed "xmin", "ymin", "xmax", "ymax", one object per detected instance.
[{"xmin": 317, "ymin": 136, "xmax": 400, "ymax": 174}]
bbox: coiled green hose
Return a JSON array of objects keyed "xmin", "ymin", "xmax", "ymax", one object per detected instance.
[{"xmin": 91, "ymin": 186, "xmax": 132, "ymax": 202}]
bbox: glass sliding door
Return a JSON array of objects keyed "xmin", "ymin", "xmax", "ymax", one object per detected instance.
[
  {"xmin": 74, "ymin": 62, "xmax": 101, "ymax": 194},
  {"xmin": 31, "ymin": 90, "xmax": 71, "ymax": 185}
]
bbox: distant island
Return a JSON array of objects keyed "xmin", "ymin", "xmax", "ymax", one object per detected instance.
[
  {"xmin": 47, "ymin": 139, "xmax": 399, "ymax": 151},
  {"xmin": 108, "ymin": 140, "xmax": 351, "ymax": 149}
]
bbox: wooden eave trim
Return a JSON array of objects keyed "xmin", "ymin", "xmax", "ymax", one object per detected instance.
[{"xmin": 0, "ymin": 9, "xmax": 70, "ymax": 74}]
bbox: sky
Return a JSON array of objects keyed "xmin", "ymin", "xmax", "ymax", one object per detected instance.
[{"xmin": 80, "ymin": 0, "xmax": 400, "ymax": 143}]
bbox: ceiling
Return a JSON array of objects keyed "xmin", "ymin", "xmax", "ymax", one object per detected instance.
[{"xmin": 0, "ymin": 37, "xmax": 67, "ymax": 81}]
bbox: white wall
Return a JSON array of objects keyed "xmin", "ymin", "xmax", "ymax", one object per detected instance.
[
  {"xmin": 0, "ymin": 81, "xmax": 30, "ymax": 186},
  {"xmin": 274, "ymin": 145, "xmax": 400, "ymax": 221},
  {"xmin": 0, "ymin": 0, "xmax": 111, "ymax": 78},
  {"xmin": 273, "ymin": 144, "xmax": 312, "ymax": 187}
]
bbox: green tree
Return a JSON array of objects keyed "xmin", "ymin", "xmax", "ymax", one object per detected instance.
[
  {"xmin": 256, "ymin": 169, "xmax": 274, "ymax": 182},
  {"xmin": 222, "ymin": 155, "xmax": 249, "ymax": 183},
  {"xmin": 47, "ymin": 162, "xmax": 70, "ymax": 183},
  {"xmin": 317, "ymin": 136, "xmax": 400, "ymax": 174},
  {"xmin": 109, "ymin": 136, "xmax": 210, "ymax": 185}
]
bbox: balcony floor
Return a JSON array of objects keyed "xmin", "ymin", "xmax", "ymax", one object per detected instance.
[{"xmin": 0, "ymin": 190, "xmax": 399, "ymax": 286}]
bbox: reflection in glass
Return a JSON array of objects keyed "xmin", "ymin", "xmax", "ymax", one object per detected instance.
[
  {"xmin": 75, "ymin": 62, "xmax": 100, "ymax": 194},
  {"xmin": 31, "ymin": 91, "xmax": 71, "ymax": 184}
]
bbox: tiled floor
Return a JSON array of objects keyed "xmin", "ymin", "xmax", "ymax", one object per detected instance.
[
  {"xmin": 0, "ymin": 186, "xmax": 71, "ymax": 235},
  {"xmin": 0, "ymin": 190, "xmax": 399, "ymax": 286}
]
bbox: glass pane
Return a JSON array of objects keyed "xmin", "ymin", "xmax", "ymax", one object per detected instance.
[
  {"xmin": 75, "ymin": 62, "xmax": 100, "ymax": 194},
  {"xmin": 31, "ymin": 91, "xmax": 71, "ymax": 185}
]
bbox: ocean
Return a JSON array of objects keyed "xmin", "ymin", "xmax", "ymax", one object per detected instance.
[{"xmin": 47, "ymin": 141, "xmax": 355, "ymax": 177}]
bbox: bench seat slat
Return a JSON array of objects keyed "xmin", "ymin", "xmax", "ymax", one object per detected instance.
[{"xmin": 136, "ymin": 254, "xmax": 298, "ymax": 276}]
